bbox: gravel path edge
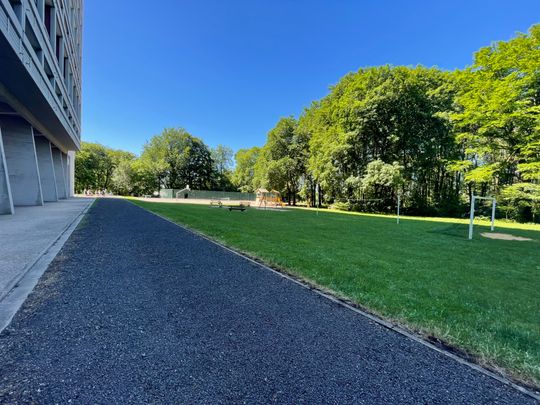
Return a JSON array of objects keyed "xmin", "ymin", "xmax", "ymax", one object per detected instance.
[{"xmin": 128, "ymin": 198, "xmax": 540, "ymax": 401}]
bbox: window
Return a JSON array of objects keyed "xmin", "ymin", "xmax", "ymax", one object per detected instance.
[
  {"xmin": 56, "ymin": 35, "xmax": 62, "ymax": 63},
  {"xmin": 44, "ymin": 3, "xmax": 54, "ymax": 38},
  {"xmin": 63, "ymin": 57, "xmax": 69, "ymax": 82},
  {"xmin": 8, "ymin": 0, "xmax": 23, "ymax": 23},
  {"xmin": 44, "ymin": 58, "xmax": 55, "ymax": 87},
  {"xmin": 25, "ymin": 17, "xmax": 43, "ymax": 63}
]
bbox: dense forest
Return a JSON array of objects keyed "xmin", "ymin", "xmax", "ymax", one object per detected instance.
[{"xmin": 76, "ymin": 25, "xmax": 540, "ymax": 222}]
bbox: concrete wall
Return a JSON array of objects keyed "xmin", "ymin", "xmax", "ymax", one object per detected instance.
[
  {"xmin": 0, "ymin": 0, "xmax": 83, "ymax": 149},
  {"xmin": 0, "ymin": 117, "xmax": 75, "ymax": 213},
  {"xmin": 0, "ymin": 127, "xmax": 14, "ymax": 214},
  {"xmin": 51, "ymin": 147, "xmax": 67, "ymax": 199},
  {"xmin": 34, "ymin": 136, "xmax": 58, "ymax": 202},
  {"xmin": 0, "ymin": 116, "xmax": 43, "ymax": 207},
  {"xmin": 0, "ymin": 1, "xmax": 83, "ymax": 214}
]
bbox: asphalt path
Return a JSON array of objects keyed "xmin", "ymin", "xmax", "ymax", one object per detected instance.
[{"xmin": 0, "ymin": 198, "xmax": 535, "ymax": 404}]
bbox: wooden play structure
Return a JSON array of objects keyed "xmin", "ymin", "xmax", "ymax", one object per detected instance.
[{"xmin": 256, "ymin": 188, "xmax": 285, "ymax": 208}]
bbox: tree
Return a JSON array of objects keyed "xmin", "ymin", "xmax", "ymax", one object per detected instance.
[
  {"xmin": 111, "ymin": 159, "xmax": 136, "ymax": 196},
  {"xmin": 500, "ymin": 183, "xmax": 540, "ymax": 223},
  {"xmin": 253, "ymin": 117, "xmax": 308, "ymax": 205},
  {"xmin": 232, "ymin": 147, "xmax": 261, "ymax": 192},
  {"xmin": 211, "ymin": 145, "xmax": 235, "ymax": 190},
  {"xmin": 75, "ymin": 142, "xmax": 134, "ymax": 193},
  {"xmin": 211, "ymin": 145, "xmax": 234, "ymax": 176},
  {"xmin": 139, "ymin": 128, "xmax": 216, "ymax": 190},
  {"xmin": 452, "ymin": 24, "xmax": 540, "ymax": 200},
  {"xmin": 304, "ymin": 65, "xmax": 459, "ymax": 213},
  {"xmin": 361, "ymin": 160, "xmax": 404, "ymax": 200}
]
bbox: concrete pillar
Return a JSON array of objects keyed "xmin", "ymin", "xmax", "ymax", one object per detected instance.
[
  {"xmin": 61, "ymin": 152, "xmax": 69, "ymax": 198},
  {"xmin": 36, "ymin": 0, "xmax": 45, "ymax": 19},
  {"xmin": 51, "ymin": 147, "xmax": 67, "ymax": 199},
  {"xmin": 67, "ymin": 150, "xmax": 75, "ymax": 196},
  {"xmin": 34, "ymin": 136, "xmax": 58, "ymax": 202},
  {"xmin": 58, "ymin": 37, "xmax": 65, "ymax": 75},
  {"xmin": 0, "ymin": 117, "xmax": 43, "ymax": 207},
  {"xmin": 0, "ymin": 127, "xmax": 14, "ymax": 214}
]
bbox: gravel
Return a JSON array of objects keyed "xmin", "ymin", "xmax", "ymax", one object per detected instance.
[{"xmin": 0, "ymin": 198, "xmax": 535, "ymax": 404}]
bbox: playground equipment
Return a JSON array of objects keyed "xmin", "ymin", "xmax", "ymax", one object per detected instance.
[
  {"xmin": 256, "ymin": 188, "xmax": 285, "ymax": 208},
  {"xmin": 175, "ymin": 186, "xmax": 191, "ymax": 199},
  {"xmin": 210, "ymin": 197, "xmax": 230, "ymax": 207},
  {"xmin": 209, "ymin": 197, "xmax": 250, "ymax": 211}
]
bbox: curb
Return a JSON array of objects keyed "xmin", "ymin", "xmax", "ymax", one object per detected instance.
[
  {"xmin": 0, "ymin": 199, "xmax": 94, "ymax": 333},
  {"xmin": 129, "ymin": 199, "xmax": 540, "ymax": 401}
]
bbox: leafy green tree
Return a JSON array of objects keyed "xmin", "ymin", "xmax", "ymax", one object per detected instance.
[
  {"xmin": 361, "ymin": 160, "xmax": 404, "ymax": 200},
  {"xmin": 75, "ymin": 142, "xmax": 134, "ymax": 192},
  {"xmin": 211, "ymin": 145, "xmax": 233, "ymax": 176},
  {"xmin": 111, "ymin": 159, "xmax": 136, "ymax": 195},
  {"xmin": 254, "ymin": 117, "xmax": 309, "ymax": 205},
  {"xmin": 500, "ymin": 183, "xmax": 540, "ymax": 222},
  {"xmin": 232, "ymin": 147, "xmax": 261, "ymax": 192},
  {"xmin": 304, "ymin": 65, "xmax": 459, "ymax": 213},
  {"xmin": 140, "ymin": 128, "xmax": 215, "ymax": 190},
  {"xmin": 211, "ymin": 145, "xmax": 235, "ymax": 190},
  {"xmin": 452, "ymin": 24, "xmax": 540, "ymax": 198}
]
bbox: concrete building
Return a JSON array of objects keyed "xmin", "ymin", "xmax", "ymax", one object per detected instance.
[{"xmin": 0, "ymin": 0, "xmax": 82, "ymax": 214}]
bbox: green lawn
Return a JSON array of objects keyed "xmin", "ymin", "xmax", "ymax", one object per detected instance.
[{"xmin": 131, "ymin": 199, "xmax": 540, "ymax": 386}]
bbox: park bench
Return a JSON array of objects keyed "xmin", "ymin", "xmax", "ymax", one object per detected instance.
[{"xmin": 227, "ymin": 203, "xmax": 249, "ymax": 212}]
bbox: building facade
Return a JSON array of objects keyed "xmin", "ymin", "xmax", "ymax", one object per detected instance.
[{"xmin": 0, "ymin": 0, "xmax": 82, "ymax": 214}]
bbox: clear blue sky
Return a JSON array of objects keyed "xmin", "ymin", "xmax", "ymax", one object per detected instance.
[{"xmin": 82, "ymin": 0, "xmax": 540, "ymax": 155}]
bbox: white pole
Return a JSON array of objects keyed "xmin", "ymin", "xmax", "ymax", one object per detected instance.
[
  {"xmin": 397, "ymin": 195, "xmax": 400, "ymax": 224},
  {"xmin": 491, "ymin": 199, "xmax": 496, "ymax": 231},
  {"xmin": 316, "ymin": 183, "xmax": 319, "ymax": 216},
  {"xmin": 468, "ymin": 196, "xmax": 475, "ymax": 240}
]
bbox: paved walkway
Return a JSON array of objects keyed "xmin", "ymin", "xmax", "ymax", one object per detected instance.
[
  {"xmin": 0, "ymin": 197, "xmax": 94, "ymax": 300},
  {"xmin": 0, "ymin": 199, "xmax": 534, "ymax": 404}
]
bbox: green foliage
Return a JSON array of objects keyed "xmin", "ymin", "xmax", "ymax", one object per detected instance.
[
  {"xmin": 211, "ymin": 145, "xmax": 235, "ymax": 190},
  {"xmin": 329, "ymin": 201, "xmax": 351, "ymax": 211},
  {"xmin": 361, "ymin": 160, "xmax": 404, "ymax": 197},
  {"xmin": 253, "ymin": 117, "xmax": 309, "ymax": 204},
  {"xmin": 232, "ymin": 147, "xmax": 260, "ymax": 192},
  {"xmin": 452, "ymin": 24, "xmax": 540, "ymax": 192},
  {"xmin": 298, "ymin": 65, "xmax": 459, "ymax": 212},
  {"xmin": 78, "ymin": 24, "xmax": 540, "ymax": 222},
  {"xmin": 238, "ymin": 24, "xmax": 540, "ymax": 220},
  {"xmin": 76, "ymin": 129, "xmax": 229, "ymax": 195},
  {"xmin": 110, "ymin": 157, "xmax": 135, "ymax": 195},
  {"xmin": 139, "ymin": 128, "xmax": 215, "ymax": 190},
  {"xmin": 500, "ymin": 183, "xmax": 540, "ymax": 222},
  {"xmin": 75, "ymin": 142, "xmax": 135, "ymax": 193}
]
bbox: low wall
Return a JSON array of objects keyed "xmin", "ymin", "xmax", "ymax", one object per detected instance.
[{"xmin": 160, "ymin": 189, "xmax": 256, "ymax": 201}]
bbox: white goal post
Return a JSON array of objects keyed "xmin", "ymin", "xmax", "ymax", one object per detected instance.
[
  {"xmin": 397, "ymin": 195, "xmax": 401, "ymax": 224},
  {"xmin": 468, "ymin": 195, "xmax": 496, "ymax": 240}
]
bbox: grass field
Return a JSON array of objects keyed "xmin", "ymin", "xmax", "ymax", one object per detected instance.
[{"xmin": 130, "ymin": 199, "xmax": 540, "ymax": 386}]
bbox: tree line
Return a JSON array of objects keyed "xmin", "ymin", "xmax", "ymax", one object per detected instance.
[
  {"xmin": 76, "ymin": 25, "xmax": 540, "ymax": 222},
  {"xmin": 75, "ymin": 129, "xmax": 235, "ymax": 196}
]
